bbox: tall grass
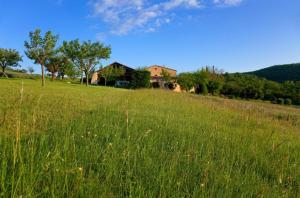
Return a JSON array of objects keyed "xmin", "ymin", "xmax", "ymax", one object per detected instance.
[{"xmin": 0, "ymin": 79, "xmax": 300, "ymax": 197}]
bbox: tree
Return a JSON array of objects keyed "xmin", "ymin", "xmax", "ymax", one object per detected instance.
[
  {"xmin": 24, "ymin": 29, "xmax": 59, "ymax": 86},
  {"xmin": 45, "ymin": 55, "xmax": 61, "ymax": 81},
  {"xmin": 207, "ymin": 73, "xmax": 224, "ymax": 95},
  {"xmin": 194, "ymin": 69, "xmax": 209, "ymax": 95},
  {"xmin": 61, "ymin": 40, "xmax": 111, "ymax": 86},
  {"xmin": 60, "ymin": 40, "xmax": 84, "ymax": 83},
  {"xmin": 0, "ymin": 48, "xmax": 22, "ymax": 78},
  {"xmin": 99, "ymin": 66, "xmax": 125, "ymax": 86},
  {"xmin": 64, "ymin": 64, "xmax": 80, "ymax": 80},
  {"xmin": 28, "ymin": 66, "xmax": 35, "ymax": 74},
  {"xmin": 177, "ymin": 72, "xmax": 195, "ymax": 92},
  {"xmin": 57, "ymin": 56, "xmax": 76, "ymax": 80},
  {"xmin": 131, "ymin": 69, "xmax": 151, "ymax": 89}
]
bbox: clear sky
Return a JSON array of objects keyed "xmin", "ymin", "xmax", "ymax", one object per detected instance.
[{"xmin": 0, "ymin": 0, "xmax": 300, "ymax": 73}]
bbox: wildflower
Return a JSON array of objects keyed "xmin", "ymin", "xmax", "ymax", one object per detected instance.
[
  {"xmin": 144, "ymin": 129, "xmax": 152, "ymax": 137},
  {"xmin": 279, "ymin": 176, "xmax": 283, "ymax": 184},
  {"xmin": 94, "ymin": 134, "xmax": 98, "ymax": 137},
  {"xmin": 46, "ymin": 152, "xmax": 51, "ymax": 158},
  {"xmin": 78, "ymin": 167, "xmax": 83, "ymax": 172},
  {"xmin": 200, "ymin": 183, "xmax": 205, "ymax": 187}
]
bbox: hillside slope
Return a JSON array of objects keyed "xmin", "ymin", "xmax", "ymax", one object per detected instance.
[
  {"xmin": 0, "ymin": 79, "xmax": 299, "ymax": 197},
  {"xmin": 247, "ymin": 63, "xmax": 300, "ymax": 82},
  {"xmin": 0, "ymin": 68, "xmax": 39, "ymax": 79}
]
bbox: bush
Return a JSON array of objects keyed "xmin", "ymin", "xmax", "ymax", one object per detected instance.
[
  {"xmin": 284, "ymin": 98, "xmax": 292, "ymax": 105},
  {"xmin": 196, "ymin": 83, "xmax": 208, "ymax": 95},
  {"xmin": 277, "ymin": 98, "xmax": 285, "ymax": 105},
  {"xmin": 271, "ymin": 98, "xmax": 278, "ymax": 104},
  {"xmin": 165, "ymin": 82, "xmax": 175, "ymax": 90},
  {"xmin": 207, "ymin": 80, "xmax": 223, "ymax": 95},
  {"xmin": 131, "ymin": 70, "xmax": 151, "ymax": 89},
  {"xmin": 177, "ymin": 72, "xmax": 195, "ymax": 91},
  {"xmin": 151, "ymin": 82, "xmax": 160, "ymax": 88}
]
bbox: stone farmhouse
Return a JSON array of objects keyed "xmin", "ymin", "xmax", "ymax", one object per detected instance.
[
  {"xmin": 91, "ymin": 62, "xmax": 180, "ymax": 89},
  {"xmin": 146, "ymin": 65, "xmax": 177, "ymax": 87}
]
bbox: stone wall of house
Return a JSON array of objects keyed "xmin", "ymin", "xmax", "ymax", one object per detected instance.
[
  {"xmin": 91, "ymin": 72, "xmax": 99, "ymax": 84},
  {"xmin": 147, "ymin": 65, "xmax": 177, "ymax": 78}
]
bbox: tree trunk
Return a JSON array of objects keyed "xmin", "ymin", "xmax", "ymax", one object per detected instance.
[
  {"xmin": 104, "ymin": 77, "xmax": 107, "ymax": 86},
  {"xmin": 51, "ymin": 72, "xmax": 55, "ymax": 81},
  {"xmin": 62, "ymin": 74, "xmax": 65, "ymax": 80},
  {"xmin": 85, "ymin": 71, "xmax": 89, "ymax": 87},
  {"xmin": 1, "ymin": 67, "xmax": 8, "ymax": 78},
  {"xmin": 41, "ymin": 64, "xmax": 45, "ymax": 87},
  {"xmin": 80, "ymin": 72, "xmax": 84, "ymax": 84}
]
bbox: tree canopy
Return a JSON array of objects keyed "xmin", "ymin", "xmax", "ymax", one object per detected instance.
[
  {"xmin": 247, "ymin": 63, "xmax": 300, "ymax": 82},
  {"xmin": 0, "ymin": 48, "xmax": 22, "ymax": 78},
  {"xmin": 61, "ymin": 40, "xmax": 111, "ymax": 86},
  {"xmin": 45, "ymin": 54, "xmax": 61, "ymax": 81},
  {"xmin": 24, "ymin": 29, "xmax": 59, "ymax": 86},
  {"xmin": 177, "ymin": 73, "xmax": 195, "ymax": 92}
]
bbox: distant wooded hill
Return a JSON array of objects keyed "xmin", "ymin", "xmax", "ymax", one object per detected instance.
[{"xmin": 246, "ymin": 63, "xmax": 300, "ymax": 82}]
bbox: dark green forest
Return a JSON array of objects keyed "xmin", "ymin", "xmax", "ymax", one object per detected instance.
[{"xmin": 247, "ymin": 63, "xmax": 300, "ymax": 82}]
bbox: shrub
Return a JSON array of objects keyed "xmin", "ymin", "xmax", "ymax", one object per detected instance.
[
  {"xmin": 196, "ymin": 83, "xmax": 208, "ymax": 95},
  {"xmin": 177, "ymin": 72, "xmax": 195, "ymax": 91},
  {"xmin": 277, "ymin": 98, "xmax": 285, "ymax": 105},
  {"xmin": 165, "ymin": 82, "xmax": 175, "ymax": 90},
  {"xmin": 284, "ymin": 98, "xmax": 292, "ymax": 105},
  {"xmin": 151, "ymin": 82, "xmax": 160, "ymax": 88},
  {"xmin": 271, "ymin": 98, "xmax": 278, "ymax": 104},
  {"xmin": 131, "ymin": 70, "xmax": 151, "ymax": 89},
  {"xmin": 207, "ymin": 80, "xmax": 223, "ymax": 95}
]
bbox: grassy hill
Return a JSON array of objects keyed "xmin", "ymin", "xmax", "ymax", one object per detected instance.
[
  {"xmin": 0, "ymin": 68, "xmax": 40, "ymax": 79},
  {"xmin": 0, "ymin": 79, "xmax": 300, "ymax": 197},
  {"xmin": 247, "ymin": 63, "xmax": 300, "ymax": 82}
]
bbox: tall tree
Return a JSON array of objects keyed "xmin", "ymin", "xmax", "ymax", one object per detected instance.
[
  {"xmin": 60, "ymin": 40, "xmax": 84, "ymax": 83},
  {"xmin": 45, "ymin": 55, "xmax": 60, "ymax": 81},
  {"xmin": 61, "ymin": 40, "xmax": 111, "ymax": 86},
  {"xmin": 57, "ymin": 55, "xmax": 76, "ymax": 80},
  {"xmin": 194, "ymin": 69, "xmax": 209, "ymax": 95},
  {"xmin": 24, "ymin": 29, "xmax": 59, "ymax": 86},
  {"xmin": 0, "ymin": 48, "xmax": 22, "ymax": 78}
]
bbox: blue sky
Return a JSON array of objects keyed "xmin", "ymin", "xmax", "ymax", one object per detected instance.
[{"xmin": 0, "ymin": 0, "xmax": 300, "ymax": 73}]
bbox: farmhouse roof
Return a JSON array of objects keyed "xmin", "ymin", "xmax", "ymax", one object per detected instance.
[
  {"xmin": 147, "ymin": 65, "xmax": 177, "ymax": 72},
  {"xmin": 98, "ymin": 62, "xmax": 135, "ymax": 72}
]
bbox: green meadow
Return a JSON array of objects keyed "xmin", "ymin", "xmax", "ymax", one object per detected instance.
[{"xmin": 0, "ymin": 79, "xmax": 300, "ymax": 197}]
